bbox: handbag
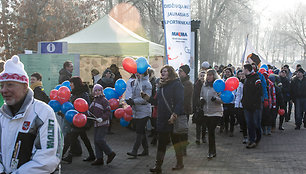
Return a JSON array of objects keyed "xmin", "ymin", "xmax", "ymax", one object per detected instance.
[{"xmin": 161, "ymin": 88, "xmax": 188, "ymax": 134}]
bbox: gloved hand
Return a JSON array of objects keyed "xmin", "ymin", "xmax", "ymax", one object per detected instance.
[
  {"xmin": 211, "ymin": 96, "xmax": 217, "ymax": 102},
  {"xmin": 141, "ymin": 92, "xmax": 150, "ymax": 101},
  {"xmin": 264, "ymin": 99, "xmax": 269, "ymax": 108},
  {"xmin": 200, "ymin": 99, "xmax": 206, "ymax": 106},
  {"xmin": 126, "ymin": 98, "xmax": 135, "ymax": 106}
]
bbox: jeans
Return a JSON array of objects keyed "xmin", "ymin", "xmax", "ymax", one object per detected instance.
[
  {"xmin": 236, "ymin": 108, "xmax": 247, "ymax": 137},
  {"xmin": 131, "ymin": 117, "xmax": 149, "ymax": 153},
  {"xmin": 294, "ymin": 98, "xmax": 306, "ymax": 126},
  {"xmin": 223, "ymin": 104, "xmax": 235, "ymax": 132},
  {"xmin": 157, "ymin": 132, "xmax": 182, "ymax": 158},
  {"xmin": 204, "ymin": 116, "xmax": 220, "ymax": 154},
  {"xmin": 196, "ymin": 119, "xmax": 206, "ymax": 141},
  {"xmin": 94, "ymin": 126, "xmax": 112, "ymax": 159},
  {"xmin": 244, "ymin": 109, "xmax": 261, "ymax": 144},
  {"xmin": 64, "ymin": 130, "xmax": 95, "ymax": 157}
]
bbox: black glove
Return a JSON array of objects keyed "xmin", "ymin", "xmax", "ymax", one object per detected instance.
[
  {"xmin": 211, "ymin": 96, "xmax": 217, "ymax": 102},
  {"xmin": 126, "ymin": 98, "xmax": 135, "ymax": 106},
  {"xmin": 200, "ymin": 99, "xmax": 206, "ymax": 106}
]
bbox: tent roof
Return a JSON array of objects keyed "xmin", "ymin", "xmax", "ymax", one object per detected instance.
[{"xmin": 57, "ymin": 15, "xmax": 164, "ymax": 57}]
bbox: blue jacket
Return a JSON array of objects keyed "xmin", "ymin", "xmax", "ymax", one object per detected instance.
[
  {"xmin": 257, "ymin": 72, "xmax": 268, "ymax": 102},
  {"xmin": 156, "ymin": 79, "xmax": 184, "ymax": 133}
]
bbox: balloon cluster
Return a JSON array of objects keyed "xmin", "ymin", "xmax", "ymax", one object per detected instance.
[
  {"xmin": 122, "ymin": 57, "xmax": 150, "ymax": 74},
  {"xmin": 114, "ymin": 106, "xmax": 133, "ymax": 127},
  {"xmin": 213, "ymin": 77, "xmax": 239, "ymax": 103},
  {"xmin": 48, "ymin": 81, "xmax": 89, "ymax": 128},
  {"xmin": 103, "ymin": 79, "xmax": 132, "ymax": 127}
]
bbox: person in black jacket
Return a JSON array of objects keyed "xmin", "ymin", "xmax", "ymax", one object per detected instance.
[
  {"xmin": 62, "ymin": 77, "xmax": 95, "ymax": 163},
  {"xmin": 290, "ymin": 68, "xmax": 306, "ymax": 130},
  {"xmin": 242, "ymin": 64, "xmax": 263, "ymax": 149},
  {"xmin": 279, "ymin": 70, "xmax": 291, "ymax": 122},
  {"xmin": 59, "ymin": 60, "xmax": 73, "ymax": 84},
  {"xmin": 110, "ymin": 64, "xmax": 122, "ymax": 82},
  {"xmin": 30, "ymin": 72, "xmax": 50, "ymax": 104},
  {"xmin": 149, "ymin": 65, "xmax": 185, "ymax": 173}
]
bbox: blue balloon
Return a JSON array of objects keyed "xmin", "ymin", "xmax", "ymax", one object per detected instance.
[
  {"xmin": 62, "ymin": 81, "xmax": 71, "ymax": 91},
  {"xmin": 260, "ymin": 64, "xmax": 268, "ymax": 71},
  {"xmin": 136, "ymin": 57, "xmax": 149, "ymax": 74},
  {"xmin": 103, "ymin": 87, "xmax": 119, "ymax": 100},
  {"xmin": 48, "ymin": 100, "xmax": 61, "ymax": 112},
  {"xmin": 120, "ymin": 118, "xmax": 129, "ymax": 127},
  {"xmin": 213, "ymin": 79, "xmax": 225, "ymax": 93},
  {"xmin": 61, "ymin": 102, "xmax": 74, "ymax": 114},
  {"xmin": 220, "ymin": 90, "xmax": 234, "ymax": 103},
  {"xmin": 115, "ymin": 79, "xmax": 127, "ymax": 96},
  {"xmin": 65, "ymin": 110, "xmax": 78, "ymax": 123},
  {"xmin": 55, "ymin": 85, "xmax": 61, "ymax": 90}
]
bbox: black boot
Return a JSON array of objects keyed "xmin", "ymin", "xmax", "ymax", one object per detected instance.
[
  {"xmin": 107, "ymin": 152, "xmax": 116, "ymax": 164},
  {"xmin": 150, "ymin": 151, "xmax": 164, "ymax": 173},
  {"xmin": 172, "ymin": 154, "xmax": 184, "ymax": 170},
  {"xmin": 83, "ymin": 155, "xmax": 95, "ymax": 162},
  {"xmin": 91, "ymin": 158, "xmax": 104, "ymax": 166},
  {"xmin": 62, "ymin": 154, "xmax": 72, "ymax": 164},
  {"xmin": 127, "ymin": 133, "xmax": 142, "ymax": 158}
]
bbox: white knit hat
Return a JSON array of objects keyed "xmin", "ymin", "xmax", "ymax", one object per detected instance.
[
  {"xmin": 201, "ymin": 61, "xmax": 210, "ymax": 69},
  {"xmin": 0, "ymin": 55, "xmax": 29, "ymax": 84}
]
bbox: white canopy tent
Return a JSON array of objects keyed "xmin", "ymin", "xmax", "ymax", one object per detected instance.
[{"xmin": 57, "ymin": 15, "xmax": 164, "ymax": 57}]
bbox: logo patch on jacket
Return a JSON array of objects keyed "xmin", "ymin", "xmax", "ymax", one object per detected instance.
[{"xmin": 22, "ymin": 121, "xmax": 30, "ymax": 130}]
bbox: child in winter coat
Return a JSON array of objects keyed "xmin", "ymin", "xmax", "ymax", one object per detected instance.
[{"xmin": 89, "ymin": 84, "xmax": 116, "ymax": 165}]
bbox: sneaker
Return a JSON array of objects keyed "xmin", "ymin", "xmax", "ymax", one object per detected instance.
[
  {"xmin": 279, "ymin": 127, "xmax": 285, "ymax": 130},
  {"xmin": 207, "ymin": 153, "xmax": 216, "ymax": 159},
  {"xmin": 246, "ymin": 142, "xmax": 256, "ymax": 149},
  {"xmin": 242, "ymin": 137, "xmax": 248, "ymax": 144}
]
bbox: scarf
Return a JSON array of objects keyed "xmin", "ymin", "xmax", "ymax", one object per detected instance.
[
  {"xmin": 30, "ymin": 81, "xmax": 43, "ymax": 91},
  {"xmin": 267, "ymin": 79, "xmax": 276, "ymax": 109}
]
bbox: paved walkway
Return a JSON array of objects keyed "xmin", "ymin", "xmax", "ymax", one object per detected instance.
[{"xmin": 61, "ymin": 118, "xmax": 306, "ymax": 174}]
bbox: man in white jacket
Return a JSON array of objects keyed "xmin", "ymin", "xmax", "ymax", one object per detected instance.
[{"xmin": 0, "ymin": 55, "xmax": 62, "ymax": 174}]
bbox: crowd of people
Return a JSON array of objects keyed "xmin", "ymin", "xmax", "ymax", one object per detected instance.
[{"xmin": 0, "ymin": 54, "xmax": 305, "ymax": 173}]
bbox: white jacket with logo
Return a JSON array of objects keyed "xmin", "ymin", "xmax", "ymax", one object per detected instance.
[{"xmin": 0, "ymin": 89, "xmax": 63, "ymax": 174}]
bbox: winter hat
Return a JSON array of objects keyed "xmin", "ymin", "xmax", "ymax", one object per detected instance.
[
  {"xmin": 297, "ymin": 68, "xmax": 305, "ymax": 74},
  {"xmin": 179, "ymin": 65, "xmax": 190, "ymax": 75},
  {"xmin": 0, "ymin": 55, "xmax": 29, "ymax": 84},
  {"xmin": 93, "ymin": 84, "xmax": 103, "ymax": 93},
  {"xmin": 201, "ymin": 61, "xmax": 210, "ymax": 69}
]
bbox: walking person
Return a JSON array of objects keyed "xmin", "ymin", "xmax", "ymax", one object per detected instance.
[
  {"xmin": 279, "ymin": 70, "xmax": 291, "ymax": 122},
  {"xmin": 193, "ymin": 71, "xmax": 207, "ymax": 144},
  {"xmin": 200, "ymin": 69, "xmax": 223, "ymax": 159},
  {"xmin": 222, "ymin": 67, "xmax": 236, "ymax": 136},
  {"xmin": 234, "ymin": 70, "xmax": 248, "ymax": 144},
  {"xmin": 178, "ymin": 65, "xmax": 193, "ymax": 155},
  {"xmin": 150, "ymin": 65, "xmax": 185, "ymax": 173},
  {"xmin": 126, "ymin": 70, "xmax": 152, "ymax": 158},
  {"xmin": 290, "ymin": 68, "xmax": 306, "ymax": 130},
  {"xmin": 62, "ymin": 77, "xmax": 95, "ymax": 163},
  {"xmin": 242, "ymin": 64, "xmax": 263, "ymax": 148},
  {"xmin": 89, "ymin": 84, "xmax": 116, "ymax": 165}
]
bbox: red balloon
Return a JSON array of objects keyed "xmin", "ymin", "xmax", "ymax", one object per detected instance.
[
  {"xmin": 259, "ymin": 68, "xmax": 266, "ymax": 74},
  {"xmin": 50, "ymin": 89, "xmax": 58, "ymax": 100},
  {"xmin": 74, "ymin": 98, "xmax": 89, "ymax": 112},
  {"xmin": 225, "ymin": 77, "xmax": 239, "ymax": 91},
  {"xmin": 109, "ymin": 99, "xmax": 119, "ymax": 110},
  {"xmin": 278, "ymin": 109, "xmax": 285, "ymax": 116},
  {"xmin": 268, "ymin": 69, "xmax": 273, "ymax": 75},
  {"xmin": 73, "ymin": 113, "xmax": 87, "ymax": 128},
  {"xmin": 124, "ymin": 105, "xmax": 133, "ymax": 115},
  {"xmin": 122, "ymin": 57, "xmax": 137, "ymax": 74},
  {"xmin": 58, "ymin": 86, "xmax": 71, "ymax": 104},
  {"xmin": 114, "ymin": 108, "xmax": 125, "ymax": 119},
  {"xmin": 123, "ymin": 113, "xmax": 133, "ymax": 122}
]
